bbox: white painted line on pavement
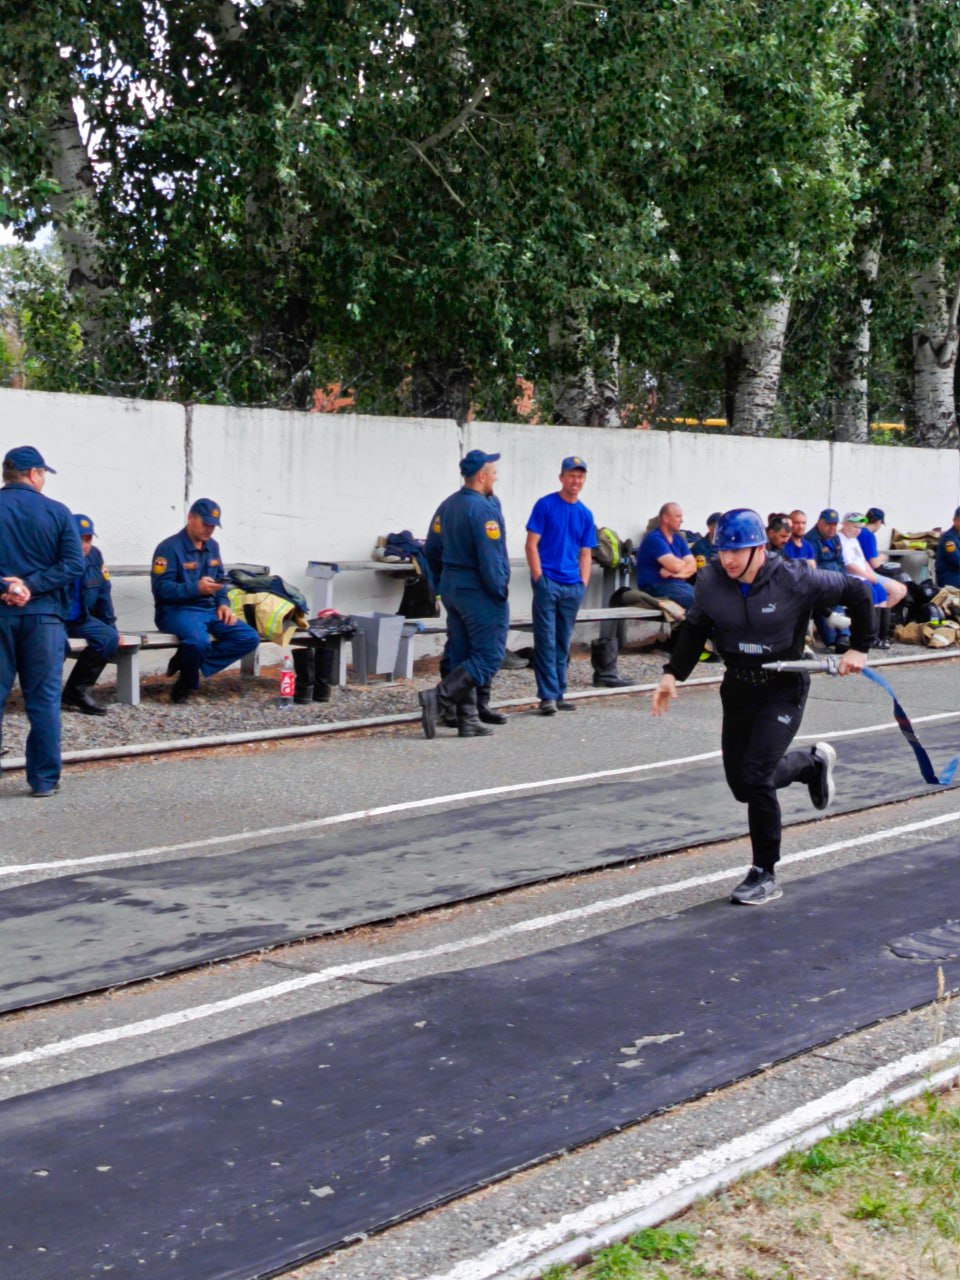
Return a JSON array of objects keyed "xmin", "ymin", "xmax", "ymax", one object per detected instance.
[
  {"xmin": 1, "ymin": 811, "xmax": 954, "ymax": 1073},
  {"xmin": 2, "ymin": 712, "xmax": 956, "ymax": 880},
  {"xmin": 422, "ymin": 1038, "xmax": 960, "ymax": 1280}
]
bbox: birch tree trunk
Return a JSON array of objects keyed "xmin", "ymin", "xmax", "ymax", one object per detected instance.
[
  {"xmin": 550, "ymin": 320, "xmax": 622, "ymax": 427},
  {"xmin": 833, "ymin": 241, "xmax": 881, "ymax": 443},
  {"xmin": 911, "ymin": 260, "xmax": 959, "ymax": 448},
  {"xmin": 732, "ymin": 282, "xmax": 791, "ymax": 436},
  {"xmin": 48, "ymin": 97, "xmax": 110, "ymax": 336}
]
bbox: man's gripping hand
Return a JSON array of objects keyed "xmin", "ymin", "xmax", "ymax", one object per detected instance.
[{"xmin": 838, "ymin": 648, "xmax": 868, "ymax": 676}]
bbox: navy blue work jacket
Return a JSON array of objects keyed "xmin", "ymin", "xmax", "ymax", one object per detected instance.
[
  {"xmin": 427, "ymin": 488, "xmax": 509, "ymax": 601},
  {"xmin": 74, "ymin": 546, "xmax": 117, "ymax": 625},
  {"xmin": 0, "ymin": 482, "xmax": 84, "ymax": 619},
  {"xmin": 151, "ymin": 529, "xmax": 229, "ymax": 613}
]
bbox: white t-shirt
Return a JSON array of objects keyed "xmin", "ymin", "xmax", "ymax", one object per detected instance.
[{"xmin": 839, "ymin": 530, "xmax": 869, "ymax": 573}]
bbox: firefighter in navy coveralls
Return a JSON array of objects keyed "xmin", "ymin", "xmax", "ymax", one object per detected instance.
[
  {"xmin": 150, "ymin": 498, "xmax": 259, "ymax": 703},
  {"xmin": 419, "ymin": 450, "xmax": 510, "ymax": 738},
  {"xmin": 62, "ymin": 514, "xmax": 119, "ymax": 715},
  {"xmin": 0, "ymin": 445, "xmax": 84, "ymax": 795},
  {"xmin": 652, "ymin": 509, "xmax": 875, "ymax": 906}
]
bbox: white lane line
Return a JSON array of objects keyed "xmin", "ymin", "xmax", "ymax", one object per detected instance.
[
  {"xmin": 3, "ymin": 712, "xmax": 956, "ymax": 880},
  {"xmin": 1, "ymin": 811, "xmax": 954, "ymax": 1073},
  {"xmin": 423, "ymin": 1038, "xmax": 960, "ymax": 1280}
]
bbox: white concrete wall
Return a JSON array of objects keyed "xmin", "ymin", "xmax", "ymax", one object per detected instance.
[{"xmin": 2, "ymin": 387, "xmax": 958, "ymax": 633}]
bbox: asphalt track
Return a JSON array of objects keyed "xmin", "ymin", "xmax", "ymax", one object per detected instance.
[
  {"xmin": 1, "ymin": 659, "xmax": 958, "ymax": 1280},
  {"xmin": 2, "ymin": 836, "xmax": 957, "ymax": 1280},
  {"xmin": 0, "ymin": 720, "xmax": 958, "ymax": 1013}
]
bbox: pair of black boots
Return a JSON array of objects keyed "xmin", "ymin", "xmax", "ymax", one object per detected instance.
[
  {"xmin": 62, "ymin": 650, "xmax": 108, "ymax": 716},
  {"xmin": 292, "ymin": 645, "xmax": 336, "ymax": 703},
  {"xmin": 419, "ymin": 666, "xmax": 506, "ymax": 739}
]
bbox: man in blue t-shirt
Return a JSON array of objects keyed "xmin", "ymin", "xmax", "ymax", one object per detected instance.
[
  {"xmin": 783, "ymin": 509, "xmax": 816, "ymax": 565},
  {"xmin": 525, "ymin": 456, "xmax": 597, "ymax": 714},
  {"xmin": 634, "ymin": 501, "xmax": 696, "ymax": 609}
]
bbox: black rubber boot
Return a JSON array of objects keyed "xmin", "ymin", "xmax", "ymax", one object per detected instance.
[
  {"xmin": 313, "ymin": 644, "xmax": 336, "ymax": 703},
  {"xmin": 477, "ymin": 684, "xmax": 507, "ymax": 725},
  {"xmin": 292, "ymin": 648, "xmax": 314, "ymax": 703},
  {"xmin": 590, "ymin": 637, "xmax": 632, "ymax": 688},
  {"xmin": 62, "ymin": 651, "xmax": 109, "ymax": 715},
  {"xmin": 419, "ymin": 666, "xmax": 473, "ymax": 739},
  {"xmin": 458, "ymin": 686, "xmax": 494, "ymax": 737},
  {"xmin": 876, "ymin": 607, "xmax": 892, "ymax": 650}
]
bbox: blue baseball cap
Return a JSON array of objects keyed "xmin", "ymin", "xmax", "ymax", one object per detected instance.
[
  {"xmin": 4, "ymin": 445, "xmax": 56, "ymax": 473},
  {"xmin": 954, "ymin": 506, "xmax": 960, "ymax": 520},
  {"xmin": 189, "ymin": 497, "xmax": 222, "ymax": 526},
  {"xmin": 819, "ymin": 508, "xmax": 839, "ymax": 523},
  {"xmin": 460, "ymin": 449, "xmax": 500, "ymax": 478},
  {"xmin": 561, "ymin": 455, "xmax": 587, "ymax": 472},
  {"xmin": 74, "ymin": 514, "xmax": 95, "ymax": 536},
  {"xmin": 866, "ymin": 507, "xmax": 884, "ymax": 523},
  {"xmin": 706, "ymin": 511, "xmax": 722, "ymax": 526}
]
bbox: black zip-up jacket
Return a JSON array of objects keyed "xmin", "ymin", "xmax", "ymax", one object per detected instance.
[{"xmin": 665, "ymin": 555, "xmax": 875, "ymax": 682}]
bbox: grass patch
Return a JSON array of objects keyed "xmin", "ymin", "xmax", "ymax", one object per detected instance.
[{"xmin": 547, "ymin": 1083, "xmax": 960, "ymax": 1279}]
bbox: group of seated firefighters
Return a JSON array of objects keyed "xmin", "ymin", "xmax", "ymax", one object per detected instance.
[
  {"xmin": 64, "ymin": 498, "xmax": 960, "ymax": 713},
  {"xmin": 634, "ymin": 502, "xmax": 958, "ymax": 655}
]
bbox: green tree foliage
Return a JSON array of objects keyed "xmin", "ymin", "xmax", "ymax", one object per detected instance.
[{"xmin": 0, "ymin": 1, "xmax": 953, "ymax": 438}]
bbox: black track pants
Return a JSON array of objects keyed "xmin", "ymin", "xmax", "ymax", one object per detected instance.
[{"xmin": 720, "ymin": 673, "xmax": 818, "ymax": 871}]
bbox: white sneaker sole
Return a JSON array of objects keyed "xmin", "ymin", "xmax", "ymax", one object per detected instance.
[{"xmin": 812, "ymin": 741, "xmax": 837, "ymax": 810}]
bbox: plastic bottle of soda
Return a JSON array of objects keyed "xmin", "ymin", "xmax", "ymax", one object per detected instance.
[{"xmin": 279, "ymin": 652, "xmax": 295, "ymax": 708}]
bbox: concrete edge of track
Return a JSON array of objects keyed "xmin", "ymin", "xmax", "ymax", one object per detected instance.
[
  {"xmin": 1, "ymin": 650, "xmax": 955, "ymax": 774},
  {"xmin": 424, "ymin": 1041, "xmax": 960, "ymax": 1280}
]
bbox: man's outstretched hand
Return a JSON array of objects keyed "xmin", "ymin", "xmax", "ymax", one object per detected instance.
[{"xmin": 651, "ymin": 673, "xmax": 677, "ymax": 716}]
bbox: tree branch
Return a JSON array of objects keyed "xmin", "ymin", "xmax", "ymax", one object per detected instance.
[
  {"xmin": 403, "ymin": 140, "xmax": 466, "ymax": 207},
  {"xmin": 418, "ymin": 79, "xmax": 491, "ymax": 153}
]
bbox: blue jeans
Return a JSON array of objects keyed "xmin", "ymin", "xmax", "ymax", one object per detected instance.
[
  {"xmin": 157, "ymin": 608, "xmax": 259, "ymax": 687},
  {"xmin": 0, "ymin": 614, "xmax": 66, "ymax": 792},
  {"xmin": 635, "ymin": 578, "xmax": 695, "ymax": 609},
  {"xmin": 532, "ymin": 576, "xmax": 585, "ymax": 702}
]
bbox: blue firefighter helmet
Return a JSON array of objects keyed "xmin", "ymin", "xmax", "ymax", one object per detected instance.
[{"xmin": 713, "ymin": 508, "xmax": 767, "ymax": 550}]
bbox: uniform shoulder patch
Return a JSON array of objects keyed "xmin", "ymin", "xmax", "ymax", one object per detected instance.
[
  {"xmin": 484, "ymin": 520, "xmax": 501, "ymax": 540},
  {"xmin": 432, "ymin": 517, "xmax": 441, "ymax": 535},
  {"xmin": 946, "ymin": 541, "xmax": 957, "ymax": 553},
  {"xmin": 102, "ymin": 569, "xmax": 110, "ymax": 580},
  {"xmin": 152, "ymin": 557, "xmax": 167, "ymax": 574}
]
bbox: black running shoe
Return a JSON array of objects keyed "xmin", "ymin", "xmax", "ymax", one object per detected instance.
[
  {"xmin": 808, "ymin": 741, "xmax": 837, "ymax": 811},
  {"xmin": 730, "ymin": 866, "xmax": 782, "ymax": 905}
]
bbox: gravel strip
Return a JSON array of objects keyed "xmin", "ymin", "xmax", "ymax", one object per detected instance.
[{"xmin": 0, "ymin": 641, "xmax": 935, "ymax": 757}]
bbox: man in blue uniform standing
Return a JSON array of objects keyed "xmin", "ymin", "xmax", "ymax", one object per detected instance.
[
  {"xmin": 525, "ymin": 456, "xmax": 596, "ymax": 714},
  {"xmin": 652, "ymin": 509, "xmax": 874, "ymax": 906},
  {"xmin": 419, "ymin": 450, "xmax": 510, "ymax": 738},
  {"xmin": 151, "ymin": 498, "xmax": 259, "ymax": 703},
  {"xmin": 935, "ymin": 507, "xmax": 960, "ymax": 588},
  {"xmin": 62, "ymin": 514, "xmax": 119, "ymax": 716},
  {"xmin": 0, "ymin": 445, "xmax": 85, "ymax": 796}
]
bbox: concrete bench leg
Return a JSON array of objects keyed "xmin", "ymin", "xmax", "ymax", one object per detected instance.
[
  {"xmin": 350, "ymin": 634, "xmax": 369, "ymax": 685},
  {"xmin": 240, "ymin": 648, "xmax": 260, "ymax": 678},
  {"xmin": 115, "ymin": 648, "xmax": 141, "ymax": 707},
  {"xmin": 393, "ymin": 623, "xmax": 420, "ymax": 680}
]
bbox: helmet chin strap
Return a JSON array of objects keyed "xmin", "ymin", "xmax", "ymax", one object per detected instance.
[{"xmin": 733, "ymin": 545, "xmax": 760, "ymax": 581}]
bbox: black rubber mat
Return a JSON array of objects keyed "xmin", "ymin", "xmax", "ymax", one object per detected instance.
[
  {"xmin": 2, "ymin": 838, "xmax": 957, "ymax": 1280},
  {"xmin": 0, "ymin": 720, "xmax": 956, "ymax": 1013}
]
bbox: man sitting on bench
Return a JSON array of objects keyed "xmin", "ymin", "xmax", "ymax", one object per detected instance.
[
  {"xmin": 151, "ymin": 498, "xmax": 259, "ymax": 703},
  {"xmin": 62, "ymin": 513, "xmax": 118, "ymax": 716}
]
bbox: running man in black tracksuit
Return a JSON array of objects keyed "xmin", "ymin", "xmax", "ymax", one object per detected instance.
[{"xmin": 652, "ymin": 508, "xmax": 875, "ymax": 905}]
